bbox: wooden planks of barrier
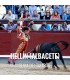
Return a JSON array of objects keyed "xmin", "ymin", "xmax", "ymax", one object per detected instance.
[{"xmin": 0, "ymin": 31, "xmax": 70, "ymax": 56}]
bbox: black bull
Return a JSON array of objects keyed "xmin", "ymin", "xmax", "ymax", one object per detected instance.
[{"xmin": 29, "ymin": 41, "xmax": 69, "ymax": 70}]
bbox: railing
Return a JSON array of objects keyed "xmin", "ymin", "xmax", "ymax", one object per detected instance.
[
  {"xmin": 0, "ymin": 20, "xmax": 70, "ymax": 26},
  {"xmin": 0, "ymin": 20, "xmax": 17, "ymax": 24}
]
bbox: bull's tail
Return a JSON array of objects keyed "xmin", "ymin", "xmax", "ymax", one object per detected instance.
[{"xmin": 56, "ymin": 41, "xmax": 69, "ymax": 51}]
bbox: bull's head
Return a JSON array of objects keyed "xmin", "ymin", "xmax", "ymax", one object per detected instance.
[
  {"xmin": 29, "ymin": 48, "xmax": 37, "ymax": 53},
  {"xmin": 29, "ymin": 45, "xmax": 40, "ymax": 53}
]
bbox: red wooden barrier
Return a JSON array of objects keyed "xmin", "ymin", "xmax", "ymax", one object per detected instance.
[{"xmin": 0, "ymin": 31, "xmax": 70, "ymax": 56}]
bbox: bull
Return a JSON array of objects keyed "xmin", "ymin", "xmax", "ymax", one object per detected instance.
[{"xmin": 29, "ymin": 41, "xmax": 69, "ymax": 70}]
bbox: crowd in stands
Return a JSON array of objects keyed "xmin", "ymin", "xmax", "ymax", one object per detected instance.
[
  {"xmin": 27, "ymin": 20, "xmax": 70, "ymax": 31},
  {"xmin": 0, "ymin": 5, "xmax": 70, "ymax": 20},
  {"xmin": 0, "ymin": 5, "xmax": 70, "ymax": 32}
]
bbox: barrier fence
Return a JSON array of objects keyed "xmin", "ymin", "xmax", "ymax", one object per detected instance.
[{"xmin": 0, "ymin": 31, "xmax": 70, "ymax": 57}]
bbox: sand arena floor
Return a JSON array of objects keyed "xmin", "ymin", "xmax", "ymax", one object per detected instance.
[
  {"xmin": 0, "ymin": 64, "xmax": 70, "ymax": 75},
  {"xmin": 0, "ymin": 58, "xmax": 70, "ymax": 75}
]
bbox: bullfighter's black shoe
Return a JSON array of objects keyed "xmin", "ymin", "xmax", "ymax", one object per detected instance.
[
  {"xmin": 12, "ymin": 60, "xmax": 15, "ymax": 65},
  {"xmin": 8, "ymin": 61, "xmax": 11, "ymax": 64}
]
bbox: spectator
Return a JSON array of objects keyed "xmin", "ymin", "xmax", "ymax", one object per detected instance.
[
  {"xmin": 67, "ymin": 24, "xmax": 70, "ymax": 31},
  {"xmin": 0, "ymin": 26, "xmax": 4, "ymax": 30},
  {"xmin": 62, "ymin": 11, "xmax": 67, "ymax": 20},
  {"xmin": 51, "ymin": 23, "xmax": 59, "ymax": 31},
  {"xmin": 37, "ymin": 5, "xmax": 45, "ymax": 13},
  {"xmin": 31, "ymin": 10, "xmax": 40, "ymax": 20},
  {"xmin": 28, "ymin": 20, "xmax": 34, "ymax": 30},
  {"xmin": 16, "ymin": 21, "xmax": 23, "ymax": 35},
  {"xmin": 50, "ymin": 11, "xmax": 61, "ymax": 20},
  {"xmin": 18, "ymin": 5, "xmax": 29, "ymax": 14},
  {"xmin": 20, "ymin": 11, "xmax": 30, "ymax": 20},
  {"xmin": 18, "ymin": 5, "xmax": 24, "ymax": 18},
  {"xmin": 63, "ymin": 5, "xmax": 67, "ymax": 13},
  {"xmin": 46, "ymin": 5, "xmax": 53, "ymax": 15},
  {"xmin": 63, "ymin": 5, "xmax": 70, "ymax": 20},
  {"xmin": 29, "ymin": 5, "xmax": 37, "ymax": 17},
  {"xmin": 60, "ymin": 22, "xmax": 68, "ymax": 31},
  {"xmin": 18, "ymin": 5, "xmax": 24, "ymax": 16},
  {"xmin": 0, "ymin": 5, "xmax": 6, "ymax": 19},
  {"xmin": 4, "ymin": 9, "xmax": 17, "ymax": 20},
  {"xmin": 66, "ymin": 5, "xmax": 70, "ymax": 20},
  {"xmin": 0, "ymin": 23, "xmax": 5, "ymax": 30},
  {"xmin": 45, "ymin": 10, "xmax": 51, "ymax": 20},
  {"xmin": 5, "ymin": 20, "xmax": 16, "ymax": 33},
  {"xmin": 53, "ymin": 5, "xmax": 63, "ymax": 18},
  {"xmin": 39, "ymin": 22, "xmax": 50, "ymax": 31},
  {"xmin": 37, "ymin": 5, "xmax": 45, "ymax": 19}
]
